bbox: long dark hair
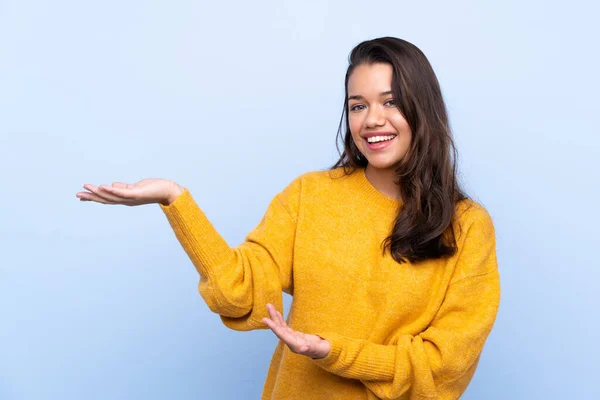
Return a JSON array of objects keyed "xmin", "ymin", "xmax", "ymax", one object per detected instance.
[{"xmin": 331, "ymin": 37, "xmax": 468, "ymax": 264}]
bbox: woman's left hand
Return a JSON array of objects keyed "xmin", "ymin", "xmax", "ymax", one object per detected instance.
[{"xmin": 262, "ymin": 303, "xmax": 331, "ymax": 360}]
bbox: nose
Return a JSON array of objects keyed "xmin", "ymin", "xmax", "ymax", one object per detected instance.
[{"xmin": 365, "ymin": 105, "xmax": 385, "ymax": 128}]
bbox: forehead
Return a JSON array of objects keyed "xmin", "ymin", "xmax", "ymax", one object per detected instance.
[{"xmin": 348, "ymin": 63, "xmax": 393, "ymax": 95}]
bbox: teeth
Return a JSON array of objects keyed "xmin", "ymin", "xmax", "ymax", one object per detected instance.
[{"xmin": 367, "ymin": 135, "xmax": 396, "ymax": 143}]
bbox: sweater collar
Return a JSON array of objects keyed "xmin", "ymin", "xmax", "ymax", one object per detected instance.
[{"xmin": 354, "ymin": 167, "xmax": 403, "ymax": 209}]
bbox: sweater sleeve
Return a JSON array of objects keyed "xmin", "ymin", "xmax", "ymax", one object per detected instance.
[
  {"xmin": 311, "ymin": 210, "xmax": 500, "ymax": 400},
  {"xmin": 159, "ymin": 178, "xmax": 301, "ymax": 331}
]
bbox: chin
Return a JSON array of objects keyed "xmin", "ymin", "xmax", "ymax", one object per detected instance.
[{"xmin": 366, "ymin": 158, "xmax": 402, "ymax": 171}]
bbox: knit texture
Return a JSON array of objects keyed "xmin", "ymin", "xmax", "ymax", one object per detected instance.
[{"xmin": 159, "ymin": 167, "xmax": 500, "ymax": 400}]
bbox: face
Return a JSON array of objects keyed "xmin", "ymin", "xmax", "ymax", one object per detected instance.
[{"xmin": 347, "ymin": 62, "xmax": 412, "ymax": 171}]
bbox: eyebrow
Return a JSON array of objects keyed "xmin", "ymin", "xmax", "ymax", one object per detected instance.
[{"xmin": 347, "ymin": 91, "xmax": 393, "ymax": 101}]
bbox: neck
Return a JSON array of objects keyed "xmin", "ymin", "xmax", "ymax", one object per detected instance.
[{"xmin": 365, "ymin": 164, "xmax": 402, "ymax": 201}]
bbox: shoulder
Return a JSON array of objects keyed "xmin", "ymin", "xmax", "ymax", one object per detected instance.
[
  {"xmin": 452, "ymin": 198, "xmax": 496, "ymax": 248},
  {"xmin": 448, "ymin": 199, "xmax": 498, "ymax": 282},
  {"xmin": 296, "ymin": 167, "xmax": 351, "ymax": 183},
  {"xmin": 284, "ymin": 167, "xmax": 355, "ymax": 193},
  {"xmin": 455, "ymin": 198, "xmax": 494, "ymax": 230},
  {"xmin": 276, "ymin": 167, "xmax": 356, "ymax": 211},
  {"xmin": 275, "ymin": 167, "xmax": 350, "ymax": 214}
]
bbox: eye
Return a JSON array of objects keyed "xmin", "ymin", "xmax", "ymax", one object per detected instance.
[
  {"xmin": 349, "ymin": 104, "xmax": 365, "ymax": 112},
  {"xmin": 385, "ymin": 99, "xmax": 396, "ymax": 107}
]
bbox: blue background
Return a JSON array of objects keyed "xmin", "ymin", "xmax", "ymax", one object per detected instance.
[{"xmin": 1, "ymin": 0, "xmax": 598, "ymax": 398}]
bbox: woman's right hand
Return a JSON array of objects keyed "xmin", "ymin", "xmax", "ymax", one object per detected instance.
[{"xmin": 76, "ymin": 179, "xmax": 185, "ymax": 206}]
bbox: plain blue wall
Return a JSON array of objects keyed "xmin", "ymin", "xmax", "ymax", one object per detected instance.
[{"xmin": 1, "ymin": 0, "xmax": 598, "ymax": 398}]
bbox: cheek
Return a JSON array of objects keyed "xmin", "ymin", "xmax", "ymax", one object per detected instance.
[
  {"xmin": 390, "ymin": 114, "xmax": 411, "ymax": 134},
  {"xmin": 348, "ymin": 116, "xmax": 362, "ymax": 139}
]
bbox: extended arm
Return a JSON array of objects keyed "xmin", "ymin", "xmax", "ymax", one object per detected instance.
[{"xmin": 160, "ymin": 178, "xmax": 301, "ymax": 331}]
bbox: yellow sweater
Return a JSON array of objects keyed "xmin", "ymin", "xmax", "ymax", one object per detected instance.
[{"xmin": 159, "ymin": 167, "xmax": 501, "ymax": 400}]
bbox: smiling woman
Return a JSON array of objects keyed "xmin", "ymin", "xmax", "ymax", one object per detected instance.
[
  {"xmin": 347, "ymin": 63, "xmax": 413, "ymax": 192},
  {"xmin": 76, "ymin": 37, "xmax": 500, "ymax": 400}
]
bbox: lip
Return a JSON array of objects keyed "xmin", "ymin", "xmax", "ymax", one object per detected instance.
[
  {"xmin": 362, "ymin": 131, "xmax": 397, "ymax": 151},
  {"xmin": 360, "ymin": 131, "xmax": 397, "ymax": 139}
]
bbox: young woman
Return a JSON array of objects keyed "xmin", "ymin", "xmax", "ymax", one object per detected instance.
[{"xmin": 77, "ymin": 37, "xmax": 500, "ymax": 400}]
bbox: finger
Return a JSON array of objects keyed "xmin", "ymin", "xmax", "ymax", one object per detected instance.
[
  {"xmin": 266, "ymin": 304, "xmax": 283, "ymax": 328},
  {"xmin": 274, "ymin": 308, "xmax": 296, "ymax": 337},
  {"xmin": 276, "ymin": 311, "xmax": 287, "ymax": 327},
  {"xmin": 268, "ymin": 306, "xmax": 297, "ymax": 338},
  {"xmin": 267, "ymin": 303, "xmax": 284, "ymax": 326},
  {"xmin": 262, "ymin": 317, "xmax": 275, "ymax": 330},
  {"xmin": 262, "ymin": 318, "xmax": 286, "ymax": 342},
  {"xmin": 98, "ymin": 185, "xmax": 132, "ymax": 203},
  {"xmin": 99, "ymin": 185, "xmax": 129, "ymax": 198},
  {"xmin": 94, "ymin": 184, "xmax": 138, "ymax": 205},
  {"xmin": 82, "ymin": 184, "xmax": 119, "ymax": 202},
  {"xmin": 101, "ymin": 185, "xmax": 138, "ymax": 200},
  {"xmin": 273, "ymin": 308, "xmax": 284, "ymax": 326},
  {"xmin": 263, "ymin": 313, "xmax": 291, "ymax": 340},
  {"xmin": 265, "ymin": 304, "xmax": 278, "ymax": 324},
  {"xmin": 77, "ymin": 191, "xmax": 117, "ymax": 205},
  {"xmin": 81, "ymin": 184, "xmax": 132, "ymax": 205}
]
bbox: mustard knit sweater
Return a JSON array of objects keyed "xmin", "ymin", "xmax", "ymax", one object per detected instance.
[{"xmin": 159, "ymin": 167, "xmax": 501, "ymax": 400}]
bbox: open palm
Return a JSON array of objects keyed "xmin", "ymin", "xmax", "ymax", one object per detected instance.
[
  {"xmin": 262, "ymin": 303, "xmax": 331, "ymax": 360},
  {"xmin": 76, "ymin": 178, "xmax": 183, "ymax": 206}
]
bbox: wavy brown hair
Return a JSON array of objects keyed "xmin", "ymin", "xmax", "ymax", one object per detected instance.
[{"xmin": 331, "ymin": 37, "xmax": 468, "ymax": 264}]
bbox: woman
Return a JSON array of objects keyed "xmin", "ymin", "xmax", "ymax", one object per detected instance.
[{"xmin": 77, "ymin": 37, "xmax": 500, "ymax": 400}]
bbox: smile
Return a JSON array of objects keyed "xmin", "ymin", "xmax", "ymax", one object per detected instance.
[{"xmin": 364, "ymin": 135, "xmax": 397, "ymax": 150}]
